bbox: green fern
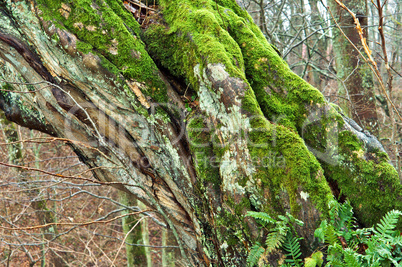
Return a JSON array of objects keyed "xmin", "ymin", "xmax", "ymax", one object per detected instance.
[
  {"xmin": 247, "ymin": 205, "xmax": 402, "ymax": 266},
  {"xmin": 246, "ymin": 211, "xmax": 276, "ymax": 225},
  {"xmin": 315, "ymin": 220, "xmax": 340, "ymax": 246},
  {"xmin": 314, "ymin": 220, "xmax": 327, "ymax": 243},
  {"xmin": 327, "ymin": 199, "xmax": 356, "ymax": 237},
  {"xmin": 336, "ymin": 201, "xmax": 354, "ymax": 229},
  {"xmin": 325, "ymin": 224, "xmax": 341, "ymax": 246},
  {"xmin": 247, "ymin": 243, "xmax": 265, "ymax": 267},
  {"xmin": 282, "ymin": 233, "xmax": 302, "ymax": 267},
  {"xmin": 247, "ymin": 212, "xmax": 304, "ymax": 265},
  {"xmin": 392, "ymin": 234, "xmax": 402, "ymax": 246},
  {"xmin": 326, "ymin": 242, "xmax": 345, "ymax": 265},
  {"xmin": 265, "ymin": 230, "xmax": 286, "ymax": 252},
  {"xmin": 319, "ymin": 201, "xmax": 402, "ymax": 266},
  {"xmin": 374, "ymin": 210, "xmax": 402, "ymax": 236},
  {"xmin": 343, "ymin": 248, "xmax": 361, "ymax": 267}
]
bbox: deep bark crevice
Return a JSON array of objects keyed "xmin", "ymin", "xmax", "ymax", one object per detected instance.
[{"xmin": 0, "ymin": 32, "xmax": 54, "ymax": 82}]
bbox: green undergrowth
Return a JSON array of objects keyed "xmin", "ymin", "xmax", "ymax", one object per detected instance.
[
  {"xmin": 247, "ymin": 200, "xmax": 402, "ymax": 266},
  {"xmin": 246, "ymin": 211, "xmax": 306, "ymax": 267}
]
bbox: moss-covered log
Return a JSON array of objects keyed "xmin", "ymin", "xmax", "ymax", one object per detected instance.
[{"xmin": 0, "ymin": 0, "xmax": 400, "ymax": 265}]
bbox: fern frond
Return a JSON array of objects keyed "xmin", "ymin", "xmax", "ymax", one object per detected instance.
[
  {"xmin": 247, "ymin": 243, "xmax": 265, "ymax": 267},
  {"xmin": 374, "ymin": 210, "xmax": 402, "ymax": 236},
  {"xmin": 246, "ymin": 211, "xmax": 275, "ymax": 225},
  {"xmin": 325, "ymin": 224, "xmax": 340, "ymax": 246},
  {"xmin": 294, "ymin": 218, "xmax": 304, "ymax": 227},
  {"xmin": 337, "ymin": 201, "xmax": 354, "ymax": 229},
  {"xmin": 326, "ymin": 243, "xmax": 345, "ymax": 265},
  {"xmin": 328, "ymin": 199, "xmax": 340, "ymax": 224},
  {"xmin": 282, "ymin": 234, "xmax": 302, "ymax": 266},
  {"xmin": 343, "ymin": 248, "xmax": 361, "ymax": 267},
  {"xmin": 266, "ymin": 230, "xmax": 286, "ymax": 252},
  {"xmin": 391, "ymin": 234, "xmax": 402, "ymax": 246},
  {"xmin": 278, "ymin": 214, "xmax": 290, "ymax": 224},
  {"xmin": 282, "ymin": 212, "xmax": 304, "ymax": 227},
  {"xmin": 314, "ymin": 220, "xmax": 327, "ymax": 243}
]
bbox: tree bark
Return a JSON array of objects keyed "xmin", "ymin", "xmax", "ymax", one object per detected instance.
[
  {"xmin": 329, "ymin": 0, "xmax": 379, "ymax": 135},
  {"xmin": 0, "ymin": 0, "xmax": 400, "ymax": 265}
]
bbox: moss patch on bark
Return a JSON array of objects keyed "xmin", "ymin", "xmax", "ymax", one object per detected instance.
[{"xmin": 36, "ymin": 0, "xmax": 167, "ymax": 103}]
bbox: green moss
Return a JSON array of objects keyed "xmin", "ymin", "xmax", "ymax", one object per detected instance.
[
  {"xmin": 36, "ymin": 0, "xmax": 168, "ymax": 103},
  {"xmin": 76, "ymin": 41, "xmax": 93, "ymax": 54},
  {"xmin": 239, "ymin": 85, "xmax": 333, "ymax": 217},
  {"xmin": 105, "ymin": 0, "xmax": 141, "ymax": 36},
  {"xmin": 214, "ymin": 7, "xmax": 326, "ymax": 133},
  {"xmin": 322, "ymin": 131, "xmax": 402, "ymax": 226},
  {"xmin": 211, "ymin": 2, "xmax": 402, "ymax": 229},
  {"xmin": 145, "ymin": 0, "xmax": 245, "ymax": 90}
]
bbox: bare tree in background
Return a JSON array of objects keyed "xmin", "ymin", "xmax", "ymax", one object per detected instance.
[{"xmin": 329, "ymin": 0, "xmax": 379, "ymax": 136}]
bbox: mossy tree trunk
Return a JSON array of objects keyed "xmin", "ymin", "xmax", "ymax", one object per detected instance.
[
  {"xmin": 0, "ymin": 0, "xmax": 401, "ymax": 265},
  {"xmin": 119, "ymin": 192, "xmax": 148, "ymax": 266},
  {"xmin": 329, "ymin": 0, "xmax": 379, "ymax": 135}
]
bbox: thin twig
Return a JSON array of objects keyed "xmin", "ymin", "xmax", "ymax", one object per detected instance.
[
  {"xmin": 215, "ymin": 0, "xmax": 227, "ymax": 30},
  {"xmin": 0, "ymin": 210, "xmax": 152, "ymax": 231},
  {"xmin": 111, "ymin": 216, "xmax": 148, "ymax": 266},
  {"xmin": 0, "ymin": 161, "xmax": 137, "ymax": 188}
]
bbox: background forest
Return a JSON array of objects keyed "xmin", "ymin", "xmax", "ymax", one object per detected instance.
[{"xmin": 0, "ymin": 0, "xmax": 401, "ymax": 265}]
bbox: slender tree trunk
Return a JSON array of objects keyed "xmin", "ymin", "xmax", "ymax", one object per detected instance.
[
  {"xmin": 161, "ymin": 229, "xmax": 173, "ymax": 267},
  {"xmin": 329, "ymin": 0, "xmax": 379, "ymax": 135},
  {"xmin": 138, "ymin": 201, "xmax": 152, "ymax": 267},
  {"xmin": 305, "ymin": 0, "xmax": 330, "ymax": 90},
  {"xmin": 119, "ymin": 192, "xmax": 148, "ymax": 266}
]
